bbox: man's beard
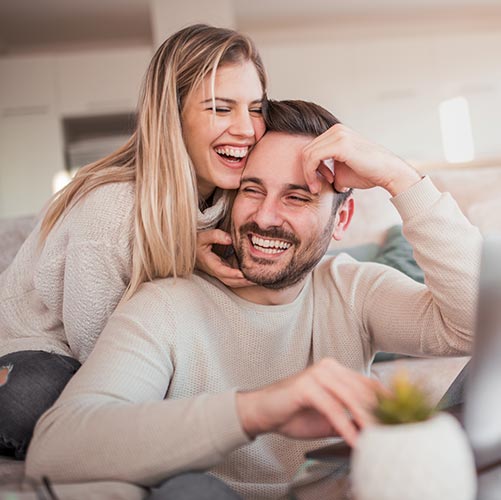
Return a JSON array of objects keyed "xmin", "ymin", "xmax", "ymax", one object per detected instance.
[{"xmin": 232, "ymin": 219, "xmax": 335, "ymax": 290}]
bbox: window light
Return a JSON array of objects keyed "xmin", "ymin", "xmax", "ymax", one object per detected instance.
[
  {"xmin": 439, "ymin": 96, "xmax": 475, "ymax": 163},
  {"xmin": 52, "ymin": 170, "xmax": 72, "ymax": 194}
]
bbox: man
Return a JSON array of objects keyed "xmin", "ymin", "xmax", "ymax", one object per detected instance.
[{"xmin": 26, "ymin": 100, "xmax": 481, "ymax": 499}]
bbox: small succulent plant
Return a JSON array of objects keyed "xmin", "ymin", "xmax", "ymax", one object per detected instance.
[{"xmin": 374, "ymin": 371, "xmax": 435, "ymax": 425}]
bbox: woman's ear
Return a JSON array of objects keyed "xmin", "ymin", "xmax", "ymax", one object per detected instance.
[{"xmin": 332, "ymin": 196, "xmax": 354, "ymax": 242}]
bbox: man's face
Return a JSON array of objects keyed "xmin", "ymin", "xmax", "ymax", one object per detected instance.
[{"xmin": 231, "ymin": 131, "xmax": 339, "ymax": 289}]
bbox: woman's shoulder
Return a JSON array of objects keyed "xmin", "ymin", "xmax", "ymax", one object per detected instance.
[
  {"xmin": 80, "ymin": 181, "xmax": 135, "ymax": 210},
  {"xmin": 63, "ymin": 181, "xmax": 135, "ymax": 243}
]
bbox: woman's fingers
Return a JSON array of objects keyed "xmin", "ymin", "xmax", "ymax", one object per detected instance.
[
  {"xmin": 196, "ymin": 229, "xmax": 254, "ymax": 288},
  {"xmin": 198, "ymin": 228, "xmax": 232, "ymax": 246}
]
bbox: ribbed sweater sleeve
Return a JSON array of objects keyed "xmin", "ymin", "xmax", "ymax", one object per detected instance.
[
  {"xmin": 25, "ymin": 281, "xmax": 250, "ymax": 486},
  {"xmin": 61, "ymin": 239, "xmax": 131, "ymax": 361},
  {"xmin": 356, "ymin": 176, "xmax": 481, "ymax": 355},
  {"xmin": 0, "ymin": 182, "xmax": 135, "ymax": 361}
]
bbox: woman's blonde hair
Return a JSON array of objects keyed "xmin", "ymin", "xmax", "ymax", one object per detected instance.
[{"xmin": 39, "ymin": 24, "xmax": 267, "ymax": 301}]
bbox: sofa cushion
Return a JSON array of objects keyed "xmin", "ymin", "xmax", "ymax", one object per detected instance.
[
  {"xmin": 373, "ymin": 225, "xmax": 424, "ymax": 284},
  {"xmin": 467, "ymin": 198, "xmax": 501, "ymax": 236},
  {"xmin": 328, "ymin": 186, "xmax": 402, "ymax": 251},
  {"xmin": 0, "ymin": 216, "xmax": 36, "ymax": 274},
  {"xmin": 429, "ymin": 166, "xmax": 501, "ymax": 217}
]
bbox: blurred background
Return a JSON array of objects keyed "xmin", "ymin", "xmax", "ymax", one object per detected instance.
[{"xmin": 1, "ymin": 0, "xmax": 500, "ymax": 218}]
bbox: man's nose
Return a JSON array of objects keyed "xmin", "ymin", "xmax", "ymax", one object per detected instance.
[
  {"xmin": 253, "ymin": 197, "xmax": 284, "ymax": 229},
  {"xmin": 229, "ymin": 110, "xmax": 255, "ymax": 138}
]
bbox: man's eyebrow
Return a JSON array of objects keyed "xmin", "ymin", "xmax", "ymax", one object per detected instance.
[
  {"xmin": 286, "ymin": 183, "xmax": 313, "ymax": 194},
  {"xmin": 241, "ymin": 178, "xmax": 316, "ymax": 196},
  {"xmin": 200, "ymin": 98, "xmax": 263, "ymax": 105},
  {"xmin": 240, "ymin": 176, "xmax": 263, "ymax": 186}
]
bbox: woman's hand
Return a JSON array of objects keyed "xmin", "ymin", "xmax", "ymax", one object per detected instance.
[
  {"xmin": 302, "ymin": 124, "xmax": 421, "ymax": 197},
  {"xmin": 196, "ymin": 229, "xmax": 254, "ymax": 288}
]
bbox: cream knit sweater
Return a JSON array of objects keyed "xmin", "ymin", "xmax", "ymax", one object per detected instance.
[
  {"xmin": 0, "ymin": 182, "xmax": 228, "ymax": 363},
  {"xmin": 26, "ymin": 178, "xmax": 482, "ymax": 499}
]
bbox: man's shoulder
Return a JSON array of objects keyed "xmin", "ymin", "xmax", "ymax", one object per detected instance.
[
  {"xmin": 312, "ymin": 252, "xmax": 384, "ymax": 289},
  {"xmin": 314, "ymin": 252, "xmax": 359, "ymax": 275},
  {"xmin": 111, "ymin": 274, "xmax": 223, "ymax": 335},
  {"xmin": 133, "ymin": 272, "xmax": 224, "ymax": 308}
]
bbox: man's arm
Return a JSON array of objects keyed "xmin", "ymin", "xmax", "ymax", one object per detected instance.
[
  {"xmin": 26, "ymin": 280, "xmax": 387, "ymax": 485},
  {"xmin": 302, "ymin": 123, "xmax": 481, "ymax": 355},
  {"xmin": 26, "ymin": 282, "xmax": 249, "ymax": 486},
  {"xmin": 362, "ymin": 176, "xmax": 481, "ymax": 355},
  {"xmin": 301, "ymin": 123, "xmax": 421, "ymax": 196}
]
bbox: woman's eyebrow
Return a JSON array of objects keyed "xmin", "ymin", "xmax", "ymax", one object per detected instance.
[{"xmin": 200, "ymin": 98, "xmax": 263, "ymax": 105}]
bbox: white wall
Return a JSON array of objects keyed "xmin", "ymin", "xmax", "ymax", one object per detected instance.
[
  {"xmin": 248, "ymin": 24, "xmax": 501, "ymax": 165},
  {"xmin": 0, "ymin": 47, "xmax": 151, "ymax": 218},
  {"xmin": 1, "ymin": 9, "xmax": 501, "ymax": 218}
]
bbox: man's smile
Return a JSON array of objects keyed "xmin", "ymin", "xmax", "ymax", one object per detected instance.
[{"xmin": 248, "ymin": 233, "xmax": 293, "ymax": 256}]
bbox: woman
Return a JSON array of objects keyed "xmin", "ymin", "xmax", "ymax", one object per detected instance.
[{"xmin": 0, "ymin": 24, "xmax": 266, "ymax": 460}]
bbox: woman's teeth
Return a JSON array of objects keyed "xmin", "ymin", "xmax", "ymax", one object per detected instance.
[
  {"xmin": 251, "ymin": 235, "xmax": 291, "ymax": 254},
  {"xmin": 215, "ymin": 146, "xmax": 249, "ymax": 160}
]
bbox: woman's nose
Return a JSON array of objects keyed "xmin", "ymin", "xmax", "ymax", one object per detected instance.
[{"xmin": 229, "ymin": 110, "xmax": 256, "ymax": 138}]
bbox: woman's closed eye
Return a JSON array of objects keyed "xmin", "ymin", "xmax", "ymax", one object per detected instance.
[{"xmin": 206, "ymin": 106, "xmax": 231, "ymax": 114}]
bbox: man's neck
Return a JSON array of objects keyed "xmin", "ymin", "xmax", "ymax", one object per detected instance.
[{"xmin": 231, "ymin": 280, "xmax": 306, "ymax": 306}]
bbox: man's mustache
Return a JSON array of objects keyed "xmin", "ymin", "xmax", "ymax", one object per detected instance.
[{"xmin": 237, "ymin": 222, "xmax": 300, "ymax": 246}]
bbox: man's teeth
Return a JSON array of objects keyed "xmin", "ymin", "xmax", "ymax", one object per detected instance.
[
  {"xmin": 251, "ymin": 236, "xmax": 291, "ymax": 254},
  {"xmin": 215, "ymin": 146, "xmax": 248, "ymax": 159}
]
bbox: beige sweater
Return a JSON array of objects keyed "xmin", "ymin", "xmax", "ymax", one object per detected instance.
[
  {"xmin": 26, "ymin": 178, "xmax": 482, "ymax": 499},
  {"xmin": 0, "ymin": 182, "xmax": 228, "ymax": 363}
]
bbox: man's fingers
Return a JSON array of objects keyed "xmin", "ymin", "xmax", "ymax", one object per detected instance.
[
  {"xmin": 311, "ymin": 359, "xmax": 382, "ymax": 431},
  {"xmin": 303, "ymin": 383, "xmax": 360, "ymax": 447},
  {"xmin": 302, "ymin": 133, "xmax": 346, "ymax": 193},
  {"xmin": 321, "ymin": 378, "xmax": 376, "ymax": 431},
  {"xmin": 317, "ymin": 163, "xmax": 334, "ymax": 185}
]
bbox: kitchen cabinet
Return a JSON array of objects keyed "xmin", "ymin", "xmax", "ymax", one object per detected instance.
[
  {"xmin": 0, "ymin": 55, "xmax": 63, "ymax": 218},
  {"xmin": 56, "ymin": 47, "xmax": 151, "ymax": 116},
  {"xmin": 0, "ymin": 112, "xmax": 65, "ymax": 218},
  {"xmin": 0, "ymin": 46, "xmax": 150, "ymax": 218},
  {"xmin": 0, "ymin": 56, "xmax": 57, "ymax": 115}
]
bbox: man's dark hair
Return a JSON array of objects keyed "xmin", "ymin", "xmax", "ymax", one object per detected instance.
[
  {"xmin": 264, "ymin": 99, "xmax": 340, "ymax": 137},
  {"xmin": 263, "ymin": 99, "xmax": 353, "ymax": 209}
]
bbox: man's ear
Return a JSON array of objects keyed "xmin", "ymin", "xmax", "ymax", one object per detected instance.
[{"xmin": 332, "ymin": 196, "xmax": 354, "ymax": 241}]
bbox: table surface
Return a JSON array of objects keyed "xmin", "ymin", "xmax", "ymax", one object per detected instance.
[{"xmin": 288, "ymin": 457, "xmax": 501, "ymax": 500}]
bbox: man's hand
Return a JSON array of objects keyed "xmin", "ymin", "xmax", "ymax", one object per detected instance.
[
  {"xmin": 196, "ymin": 229, "xmax": 254, "ymax": 288},
  {"xmin": 302, "ymin": 124, "xmax": 421, "ymax": 197},
  {"xmin": 236, "ymin": 358, "xmax": 388, "ymax": 447}
]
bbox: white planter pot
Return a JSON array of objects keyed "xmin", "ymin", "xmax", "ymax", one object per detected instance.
[{"xmin": 351, "ymin": 412, "xmax": 477, "ymax": 500}]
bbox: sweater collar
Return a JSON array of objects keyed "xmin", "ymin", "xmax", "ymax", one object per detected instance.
[{"xmin": 197, "ymin": 189, "xmax": 230, "ymax": 231}]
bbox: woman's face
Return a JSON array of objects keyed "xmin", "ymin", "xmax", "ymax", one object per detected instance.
[{"xmin": 182, "ymin": 60, "xmax": 266, "ymax": 200}]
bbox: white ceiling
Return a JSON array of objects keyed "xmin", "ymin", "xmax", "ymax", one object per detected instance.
[
  {"xmin": 1, "ymin": 0, "xmax": 501, "ymax": 54},
  {"xmin": 0, "ymin": 0, "xmax": 152, "ymax": 53},
  {"xmin": 236, "ymin": 0, "xmax": 501, "ymax": 20}
]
